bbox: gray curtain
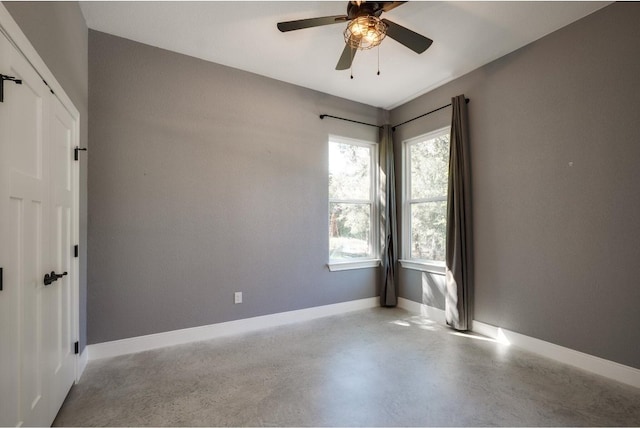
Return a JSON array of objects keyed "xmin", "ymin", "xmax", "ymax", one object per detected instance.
[
  {"xmin": 445, "ymin": 95, "xmax": 473, "ymax": 330},
  {"xmin": 380, "ymin": 124, "xmax": 398, "ymax": 307}
]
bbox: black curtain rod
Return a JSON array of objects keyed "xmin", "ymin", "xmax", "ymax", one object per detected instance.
[
  {"xmin": 392, "ymin": 98, "xmax": 470, "ymax": 131},
  {"xmin": 319, "ymin": 114, "xmax": 381, "ymax": 129}
]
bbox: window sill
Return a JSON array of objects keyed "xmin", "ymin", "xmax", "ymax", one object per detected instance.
[
  {"xmin": 399, "ymin": 259, "xmax": 446, "ymax": 275},
  {"xmin": 328, "ymin": 259, "xmax": 381, "ymax": 272}
]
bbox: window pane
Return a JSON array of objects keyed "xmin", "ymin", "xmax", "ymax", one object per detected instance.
[
  {"xmin": 329, "ymin": 142, "xmax": 371, "ymax": 200},
  {"xmin": 329, "ymin": 202, "xmax": 371, "ymax": 259},
  {"xmin": 410, "ymin": 201, "xmax": 446, "ymax": 261},
  {"xmin": 410, "ymin": 134, "xmax": 449, "ymax": 199}
]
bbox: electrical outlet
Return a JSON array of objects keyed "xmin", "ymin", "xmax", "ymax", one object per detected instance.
[{"xmin": 234, "ymin": 292, "xmax": 242, "ymax": 304}]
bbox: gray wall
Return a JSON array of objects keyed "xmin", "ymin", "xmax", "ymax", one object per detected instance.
[
  {"xmin": 88, "ymin": 31, "xmax": 382, "ymax": 344},
  {"xmin": 391, "ymin": 3, "xmax": 640, "ymax": 369},
  {"xmin": 4, "ymin": 1, "xmax": 89, "ymax": 351},
  {"xmin": 12, "ymin": 1, "xmax": 637, "ymax": 369}
]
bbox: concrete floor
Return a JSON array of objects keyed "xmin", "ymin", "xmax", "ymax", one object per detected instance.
[{"xmin": 54, "ymin": 307, "xmax": 640, "ymax": 426}]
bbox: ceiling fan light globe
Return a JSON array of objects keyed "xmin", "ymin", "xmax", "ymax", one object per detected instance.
[
  {"xmin": 351, "ymin": 21, "xmax": 366, "ymax": 36},
  {"xmin": 364, "ymin": 29, "xmax": 377, "ymax": 43}
]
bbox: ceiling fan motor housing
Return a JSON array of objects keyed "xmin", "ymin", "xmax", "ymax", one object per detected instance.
[{"xmin": 347, "ymin": 2, "xmax": 386, "ymax": 19}]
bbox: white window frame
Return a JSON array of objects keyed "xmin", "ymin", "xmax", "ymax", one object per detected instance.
[
  {"xmin": 399, "ymin": 127, "xmax": 450, "ymax": 274},
  {"xmin": 327, "ymin": 135, "xmax": 380, "ymax": 271}
]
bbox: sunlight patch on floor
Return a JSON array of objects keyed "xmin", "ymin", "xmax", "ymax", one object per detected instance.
[
  {"xmin": 496, "ymin": 328, "xmax": 511, "ymax": 345},
  {"xmin": 389, "ymin": 315, "xmax": 439, "ymax": 331},
  {"xmin": 451, "ymin": 329, "xmax": 510, "ymax": 346},
  {"xmin": 451, "ymin": 331, "xmax": 498, "ymax": 343}
]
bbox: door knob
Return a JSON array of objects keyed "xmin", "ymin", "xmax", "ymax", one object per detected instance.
[
  {"xmin": 44, "ymin": 271, "xmax": 67, "ymax": 286},
  {"xmin": 44, "ymin": 272, "xmax": 55, "ymax": 286}
]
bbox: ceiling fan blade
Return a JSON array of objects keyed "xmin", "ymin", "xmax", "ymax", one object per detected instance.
[
  {"xmin": 335, "ymin": 40, "xmax": 358, "ymax": 70},
  {"xmin": 380, "ymin": 2, "xmax": 407, "ymax": 13},
  {"xmin": 381, "ymin": 18, "xmax": 433, "ymax": 54},
  {"xmin": 277, "ymin": 15, "xmax": 349, "ymax": 32}
]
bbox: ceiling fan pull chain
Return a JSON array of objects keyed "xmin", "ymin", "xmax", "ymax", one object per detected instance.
[
  {"xmin": 377, "ymin": 46, "xmax": 381, "ymax": 76},
  {"xmin": 350, "ymin": 47, "xmax": 354, "ymax": 79}
]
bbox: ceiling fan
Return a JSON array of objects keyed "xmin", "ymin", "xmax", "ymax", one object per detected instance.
[{"xmin": 277, "ymin": 1, "xmax": 433, "ymax": 71}]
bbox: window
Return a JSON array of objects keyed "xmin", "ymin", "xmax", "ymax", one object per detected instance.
[
  {"xmin": 328, "ymin": 136, "xmax": 379, "ymax": 271},
  {"xmin": 401, "ymin": 127, "xmax": 450, "ymax": 273}
]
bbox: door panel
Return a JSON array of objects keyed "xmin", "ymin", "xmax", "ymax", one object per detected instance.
[
  {"xmin": 47, "ymin": 97, "xmax": 76, "ymax": 420},
  {"xmin": 4, "ymin": 41, "xmax": 50, "ymax": 427}
]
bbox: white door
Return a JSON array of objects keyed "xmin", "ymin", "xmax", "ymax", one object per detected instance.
[
  {"xmin": 0, "ymin": 29, "xmax": 18, "ymax": 426},
  {"xmin": 0, "ymin": 31, "xmax": 51, "ymax": 428},
  {"xmin": 0, "ymin": 30, "xmax": 78, "ymax": 427},
  {"xmin": 46, "ymin": 93, "xmax": 77, "ymax": 422}
]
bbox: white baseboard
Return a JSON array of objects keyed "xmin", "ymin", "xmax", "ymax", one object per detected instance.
[
  {"xmin": 76, "ymin": 346, "xmax": 89, "ymax": 382},
  {"xmin": 471, "ymin": 320, "xmax": 640, "ymax": 389},
  {"xmin": 397, "ymin": 298, "xmax": 640, "ymax": 389},
  {"xmin": 87, "ymin": 297, "xmax": 379, "ymax": 361}
]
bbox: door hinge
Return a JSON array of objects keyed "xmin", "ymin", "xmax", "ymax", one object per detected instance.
[
  {"xmin": 74, "ymin": 245, "xmax": 79, "ymax": 258},
  {"xmin": 74, "ymin": 146, "xmax": 87, "ymax": 161},
  {"xmin": 74, "ymin": 341, "xmax": 79, "ymax": 355},
  {"xmin": 41, "ymin": 79, "xmax": 54, "ymax": 95},
  {"xmin": 0, "ymin": 267, "xmax": 3, "ymax": 291},
  {"xmin": 1, "ymin": 74, "xmax": 23, "ymax": 103}
]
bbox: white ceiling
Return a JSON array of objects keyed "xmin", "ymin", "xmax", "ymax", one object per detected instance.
[{"xmin": 79, "ymin": 1, "xmax": 609, "ymax": 110}]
